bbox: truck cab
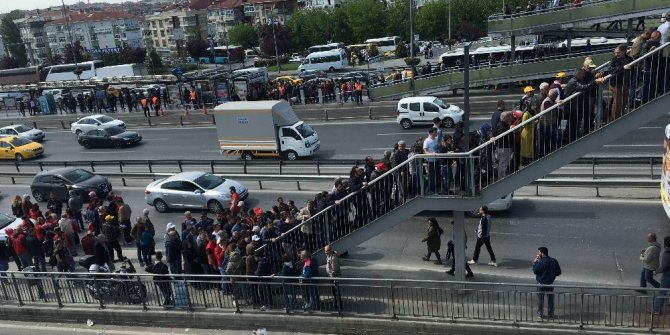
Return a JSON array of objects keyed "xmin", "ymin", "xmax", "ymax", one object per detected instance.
[{"xmin": 278, "ymin": 121, "xmax": 320, "ymax": 160}]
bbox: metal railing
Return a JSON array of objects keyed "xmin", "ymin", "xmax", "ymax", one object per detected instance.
[
  {"xmin": 0, "ymin": 271, "xmax": 667, "ymax": 331},
  {"xmin": 489, "ymin": 0, "xmax": 614, "ymax": 21},
  {"xmin": 256, "ymin": 42, "xmax": 670, "ymax": 256}
]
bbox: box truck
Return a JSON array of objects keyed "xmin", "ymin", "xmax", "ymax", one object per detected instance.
[{"xmin": 212, "ymin": 100, "xmax": 320, "ymax": 160}]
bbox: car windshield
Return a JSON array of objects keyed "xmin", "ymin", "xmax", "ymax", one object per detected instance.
[
  {"xmin": 295, "ymin": 122, "xmax": 315, "ymax": 138},
  {"xmin": 61, "ymin": 169, "xmax": 94, "ymax": 183},
  {"xmin": 14, "ymin": 125, "xmax": 32, "ymax": 132},
  {"xmin": 433, "ymin": 98, "xmax": 450, "ymax": 109},
  {"xmin": 96, "ymin": 115, "xmax": 115, "ymax": 123},
  {"xmin": 106, "ymin": 127, "xmax": 124, "ymax": 136},
  {"xmin": 0, "ymin": 213, "xmax": 14, "ymax": 229},
  {"xmin": 193, "ymin": 173, "xmax": 224, "ymax": 190},
  {"xmin": 10, "ymin": 137, "xmax": 31, "ymax": 147}
]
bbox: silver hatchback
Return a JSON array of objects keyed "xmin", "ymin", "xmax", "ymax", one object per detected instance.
[{"xmin": 144, "ymin": 171, "xmax": 248, "ymax": 213}]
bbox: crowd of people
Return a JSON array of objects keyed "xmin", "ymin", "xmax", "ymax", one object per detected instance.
[{"xmin": 268, "ymin": 77, "xmax": 367, "ymax": 105}]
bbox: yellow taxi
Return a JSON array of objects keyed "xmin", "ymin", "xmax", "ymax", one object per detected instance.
[
  {"xmin": 0, "ymin": 136, "xmax": 44, "ymax": 161},
  {"xmin": 274, "ymin": 76, "xmax": 304, "ymax": 85}
]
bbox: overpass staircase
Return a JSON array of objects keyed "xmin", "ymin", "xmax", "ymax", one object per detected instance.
[
  {"xmin": 487, "ymin": 0, "xmax": 667, "ymax": 37},
  {"xmin": 368, "ymin": 50, "xmax": 611, "ymax": 101},
  {"xmin": 259, "ymin": 45, "xmax": 670, "ymax": 269}
]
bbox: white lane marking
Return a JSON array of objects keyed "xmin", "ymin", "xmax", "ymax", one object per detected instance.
[
  {"xmin": 639, "ymin": 126, "xmax": 664, "ymax": 129},
  {"xmin": 80, "ymin": 151, "xmax": 136, "ymax": 154},
  {"xmin": 376, "ymin": 132, "xmax": 427, "ymax": 136},
  {"xmin": 603, "ymin": 144, "xmax": 659, "ymax": 147},
  {"xmin": 311, "ymin": 120, "xmax": 396, "ymax": 126},
  {"xmin": 141, "ymin": 138, "xmax": 170, "ymax": 141}
]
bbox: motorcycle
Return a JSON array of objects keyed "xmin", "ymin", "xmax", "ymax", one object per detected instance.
[{"xmin": 85, "ymin": 257, "xmax": 147, "ymax": 304}]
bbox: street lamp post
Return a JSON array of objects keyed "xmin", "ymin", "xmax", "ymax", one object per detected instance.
[
  {"xmin": 61, "ymin": 0, "xmax": 80, "ymax": 80},
  {"xmin": 271, "ymin": 17, "xmax": 280, "ymax": 74},
  {"xmin": 448, "ymin": 0, "xmax": 451, "ymax": 50}
]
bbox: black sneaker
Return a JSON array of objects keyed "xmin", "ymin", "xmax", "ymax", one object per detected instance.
[{"xmin": 445, "ymin": 270, "xmax": 454, "ymax": 276}]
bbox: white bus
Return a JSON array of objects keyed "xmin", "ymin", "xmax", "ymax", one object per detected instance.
[
  {"xmin": 45, "ymin": 60, "xmax": 104, "ymax": 81},
  {"xmin": 308, "ymin": 42, "xmax": 345, "ymax": 54},
  {"xmin": 298, "ymin": 49, "xmax": 348, "ymax": 73},
  {"xmin": 365, "ymin": 36, "xmax": 401, "ymax": 53}
]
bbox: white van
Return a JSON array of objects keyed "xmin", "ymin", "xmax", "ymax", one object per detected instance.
[
  {"xmin": 298, "ymin": 49, "xmax": 348, "ymax": 73},
  {"xmin": 396, "ymin": 96, "xmax": 464, "ymax": 129}
]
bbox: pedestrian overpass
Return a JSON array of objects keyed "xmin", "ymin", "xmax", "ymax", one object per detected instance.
[
  {"xmin": 259, "ymin": 43, "xmax": 670, "ymax": 281},
  {"xmin": 487, "ymin": 0, "xmax": 667, "ymax": 37},
  {"xmin": 367, "ymin": 50, "xmax": 610, "ymax": 101}
]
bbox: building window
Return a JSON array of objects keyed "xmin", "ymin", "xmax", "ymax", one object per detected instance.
[
  {"xmin": 162, "ymin": 40, "xmax": 167, "ymax": 47},
  {"xmin": 152, "ymin": 21, "xmax": 157, "ymax": 28},
  {"xmin": 160, "ymin": 30, "xmax": 165, "ymax": 37},
  {"xmin": 159, "ymin": 21, "xmax": 164, "ymax": 28}
]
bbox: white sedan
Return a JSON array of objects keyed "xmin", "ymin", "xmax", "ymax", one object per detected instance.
[
  {"xmin": 0, "ymin": 124, "xmax": 45, "ymax": 142},
  {"xmin": 0, "ymin": 213, "xmax": 28, "ymax": 241},
  {"xmin": 70, "ymin": 114, "xmax": 126, "ymax": 136}
]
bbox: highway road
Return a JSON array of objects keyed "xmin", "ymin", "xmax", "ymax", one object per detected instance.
[
  {"xmin": 0, "ymin": 183, "xmax": 664, "ymax": 287},
  {"xmin": 0, "ymin": 320, "xmax": 307, "ymax": 335},
  {"xmin": 30, "ymin": 113, "xmax": 667, "ymax": 162}
]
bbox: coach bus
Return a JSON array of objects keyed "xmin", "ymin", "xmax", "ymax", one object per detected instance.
[
  {"xmin": 365, "ymin": 36, "xmax": 401, "ymax": 53},
  {"xmin": 308, "ymin": 42, "xmax": 345, "ymax": 54},
  {"xmin": 45, "ymin": 60, "xmax": 104, "ymax": 81}
]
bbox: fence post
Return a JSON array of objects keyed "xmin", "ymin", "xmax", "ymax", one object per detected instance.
[
  {"xmin": 282, "ymin": 282, "xmax": 290, "ymax": 315},
  {"xmin": 578, "ymin": 287, "xmax": 584, "ymax": 330},
  {"xmin": 279, "ymin": 160, "xmax": 283, "ymax": 175},
  {"xmin": 147, "ymin": 117, "xmax": 152, "ymax": 127},
  {"xmin": 210, "ymin": 160, "xmax": 215, "ymax": 174},
  {"xmin": 258, "ymin": 181, "xmax": 263, "ymax": 189},
  {"xmin": 148, "ymin": 160, "xmax": 153, "ymax": 173},
  {"xmin": 185, "ymin": 279, "xmax": 194, "ymax": 312},
  {"xmin": 95, "ymin": 276, "xmax": 105, "ymax": 309},
  {"xmin": 138, "ymin": 276, "xmax": 148, "ymax": 311},
  {"xmin": 211, "ymin": 114, "xmax": 216, "ymax": 125},
  {"xmin": 51, "ymin": 276, "xmax": 63, "ymax": 308},
  {"xmin": 316, "ymin": 161, "xmax": 321, "ymax": 175},
  {"xmin": 324, "ymin": 109, "xmax": 329, "ymax": 121},
  {"xmin": 296, "ymin": 181, "xmax": 301, "ymax": 191},
  {"xmin": 390, "ymin": 283, "xmax": 398, "ymax": 320},
  {"xmin": 368, "ymin": 107, "xmax": 372, "ymax": 120},
  {"xmin": 60, "ymin": 120, "xmax": 66, "ymax": 129},
  {"xmin": 178, "ymin": 160, "xmax": 183, "ymax": 172},
  {"xmin": 180, "ymin": 115, "xmax": 184, "ymax": 126},
  {"xmin": 33, "ymin": 121, "xmax": 37, "ymax": 129},
  {"xmin": 335, "ymin": 281, "xmax": 343, "ymax": 317},
  {"xmin": 119, "ymin": 161, "xmax": 124, "ymax": 173},
  {"xmin": 10, "ymin": 273, "xmax": 23, "ymax": 306}
]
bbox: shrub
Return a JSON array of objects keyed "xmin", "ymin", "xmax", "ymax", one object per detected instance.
[{"xmin": 404, "ymin": 57, "xmax": 421, "ymax": 66}]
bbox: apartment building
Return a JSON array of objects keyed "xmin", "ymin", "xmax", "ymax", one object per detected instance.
[
  {"xmin": 242, "ymin": 0, "xmax": 294, "ymax": 26},
  {"xmin": 45, "ymin": 11, "xmax": 143, "ymax": 58},
  {"xmin": 14, "ymin": 17, "xmax": 52, "ymax": 65},
  {"xmin": 143, "ymin": 7, "xmax": 208, "ymax": 57},
  {"xmin": 207, "ymin": 0, "xmax": 243, "ymax": 43}
]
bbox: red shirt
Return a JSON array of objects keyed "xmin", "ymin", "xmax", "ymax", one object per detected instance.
[{"xmin": 230, "ymin": 192, "xmax": 240, "ymax": 214}]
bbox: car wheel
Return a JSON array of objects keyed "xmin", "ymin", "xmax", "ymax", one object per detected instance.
[
  {"xmin": 75, "ymin": 129, "xmax": 82, "ymax": 136},
  {"xmin": 207, "ymin": 200, "xmax": 223, "ymax": 214},
  {"xmin": 241, "ymin": 152, "xmax": 254, "ymax": 160},
  {"xmin": 400, "ymin": 119, "xmax": 412, "ymax": 129},
  {"xmin": 114, "ymin": 142, "xmax": 122, "ymax": 149},
  {"xmin": 81, "ymin": 140, "xmax": 91, "ymax": 149},
  {"xmin": 153, "ymin": 199, "xmax": 168, "ymax": 213},
  {"xmin": 442, "ymin": 117, "xmax": 455, "ymax": 128},
  {"xmin": 15, "ymin": 154, "xmax": 24, "ymax": 162},
  {"xmin": 284, "ymin": 150, "xmax": 298, "ymax": 161},
  {"xmin": 32, "ymin": 190, "xmax": 45, "ymax": 202},
  {"xmin": 329, "ymin": 67, "xmax": 335, "ymax": 73}
]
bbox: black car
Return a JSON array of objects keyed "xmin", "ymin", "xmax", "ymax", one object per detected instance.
[
  {"xmin": 298, "ymin": 69, "xmax": 327, "ymax": 81},
  {"xmin": 78, "ymin": 126, "xmax": 142, "ymax": 149},
  {"xmin": 338, "ymin": 71, "xmax": 371, "ymax": 84},
  {"xmin": 30, "ymin": 167, "xmax": 112, "ymax": 202}
]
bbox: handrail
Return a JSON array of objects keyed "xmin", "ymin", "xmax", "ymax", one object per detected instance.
[
  {"xmin": 489, "ymin": 0, "xmax": 614, "ymax": 21},
  {"xmin": 257, "ymin": 42, "xmax": 670, "ymax": 254}
]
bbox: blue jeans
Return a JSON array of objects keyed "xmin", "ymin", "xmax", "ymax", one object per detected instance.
[
  {"xmin": 425, "ymin": 161, "xmax": 439, "ymax": 194},
  {"xmin": 641, "ymin": 268, "xmax": 660, "ymax": 289},
  {"xmin": 0, "ymin": 260, "xmax": 8, "ymax": 279},
  {"xmin": 441, "ymin": 163, "xmax": 452, "ymax": 193},
  {"xmin": 537, "ymin": 285, "xmax": 555, "ymax": 317},
  {"xmin": 654, "ymin": 275, "xmax": 670, "ymax": 313}
]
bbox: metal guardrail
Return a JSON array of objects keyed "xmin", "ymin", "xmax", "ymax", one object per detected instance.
[{"xmin": 0, "ymin": 271, "xmax": 667, "ymax": 331}]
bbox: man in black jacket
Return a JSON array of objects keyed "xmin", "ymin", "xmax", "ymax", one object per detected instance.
[
  {"xmin": 595, "ymin": 44, "xmax": 633, "ymax": 122},
  {"xmin": 146, "ymin": 251, "xmax": 173, "ymax": 307},
  {"xmin": 564, "ymin": 69, "xmax": 596, "ymax": 143},
  {"xmin": 165, "ymin": 231, "xmax": 182, "ymax": 275}
]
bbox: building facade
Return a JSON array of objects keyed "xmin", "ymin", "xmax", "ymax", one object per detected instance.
[
  {"xmin": 45, "ymin": 11, "xmax": 143, "ymax": 59},
  {"xmin": 143, "ymin": 8, "xmax": 208, "ymax": 57},
  {"xmin": 15, "ymin": 17, "xmax": 52, "ymax": 65}
]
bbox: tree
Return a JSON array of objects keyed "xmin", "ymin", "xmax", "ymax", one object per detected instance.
[
  {"xmin": 385, "ymin": 0, "xmax": 410, "ymax": 42},
  {"xmin": 457, "ymin": 20, "xmax": 485, "ymax": 41},
  {"xmin": 0, "ymin": 56, "xmax": 19, "ymax": 69},
  {"xmin": 228, "ymin": 24, "xmax": 258, "ymax": 50},
  {"xmin": 330, "ymin": 7, "xmax": 354, "ymax": 45},
  {"xmin": 149, "ymin": 50, "xmax": 162, "ymax": 68},
  {"xmin": 44, "ymin": 53, "xmax": 63, "ymax": 67},
  {"xmin": 342, "ymin": 0, "xmax": 386, "ymax": 42},
  {"xmin": 258, "ymin": 24, "xmax": 292, "ymax": 57},
  {"xmin": 185, "ymin": 38, "xmax": 208, "ymax": 58},
  {"xmin": 128, "ymin": 47, "xmax": 147, "ymax": 64},
  {"xmin": 62, "ymin": 40, "xmax": 87, "ymax": 64},
  {"xmin": 415, "ymin": 1, "xmax": 449, "ymax": 41},
  {"xmin": 0, "ymin": 12, "xmax": 27, "ymax": 66},
  {"xmin": 288, "ymin": 9, "xmax": 333, "ymax": 52}
]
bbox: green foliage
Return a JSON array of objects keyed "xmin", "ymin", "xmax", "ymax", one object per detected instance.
[
  {"xmin": 186, "ymin": 38, "xmax": 208, "ymax": 58},
  {"xmin": 415, "ymin": 0, "xmax": 449, "ymax": 41},
  {"xmin": 149, "ymin": 50, "xmax": 162, "ymax": 68},
  {"xmin": 288, "ymin": 9, "xmax": 334, "ymax": 51},
  {"xmin": 228, "ymin": 24, "xmax": 259, "ymax": 49},
  {"xmin": 385, "ymin": 0, "xmax": 410, "ymax": 41},
  {"xmin": 0, "ymin": 13, "xmax": 27, "ymax": 66},
  {"xmin": 395, "ymin": 42, "xmax": 408, "ymax": 58},
  {"xmin": 62, "ymin": 41, "xmax": 88, "ymax": 64},
  {"xmin": 343, "ymin": 0, "xmax": 386, "ymax": 42},
  {"xmin": 404, "ymin": 57, "xmax": 421, "ymax": 66},
  {"xmin": 258, "ymin": 24, "xmax": 292, "ymax": 57}
]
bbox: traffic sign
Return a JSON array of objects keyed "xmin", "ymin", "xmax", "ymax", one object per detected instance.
[{"xmin": 172, "ymin": 67, "xmax": 185, "ymax": 78}]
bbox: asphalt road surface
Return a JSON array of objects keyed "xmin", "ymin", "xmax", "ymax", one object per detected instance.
[
  {"xmin": 0, "ymin": 320, "xmax": 316, "ymax": 335},
  {"xmin": 23, "ymin": 112, "xmax": 668, "ymax": 162},
  {"xmin": 0, "ymin": 183, "xmax": 664, "ymax": 287}
]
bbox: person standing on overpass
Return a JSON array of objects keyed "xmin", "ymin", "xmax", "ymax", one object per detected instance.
[
  {"xmin": 533, "ymin": 246, "xmax": 561, "ymax": 319},
  {"xmin": 468, "ymin": 206, "xmax": 497, "ymax": 267},
  {"xmin": 638, "ymin": 232, "xmax": 661, "ymax": 293}
]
